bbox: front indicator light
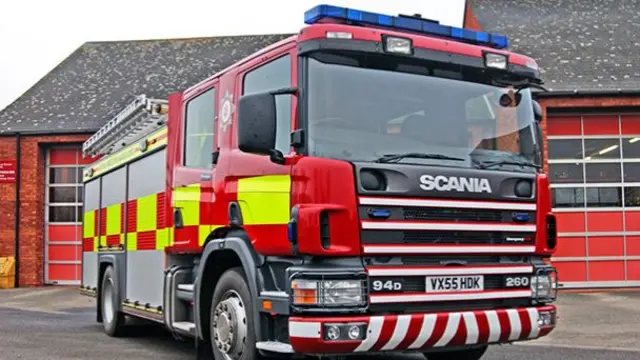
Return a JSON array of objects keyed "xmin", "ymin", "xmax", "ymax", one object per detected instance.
[{"xmin": 291, "ymin": 279, "xmax": 318, "ymax": 305}]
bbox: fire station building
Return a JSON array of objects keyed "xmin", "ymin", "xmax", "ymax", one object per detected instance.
[
  {"xmin": 1, "ymin": 0, "xmax": 639, "ymax": 289},
  {"xmin": 468, "ymin": 0, "xmax": 640, "ymax": 288}
]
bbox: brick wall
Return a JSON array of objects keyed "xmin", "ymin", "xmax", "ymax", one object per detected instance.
[{"xmin": 0, "ymin": 134, "xmax": 89, "ymax": 287}]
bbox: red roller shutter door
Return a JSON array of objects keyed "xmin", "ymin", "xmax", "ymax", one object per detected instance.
[
  {"xmin": 548, "ymin": 113, "xmax": 640, "ymax": 288},
  {"xmin": 45, "ymin": 146, "xmax": 91, "ymax": 285}
]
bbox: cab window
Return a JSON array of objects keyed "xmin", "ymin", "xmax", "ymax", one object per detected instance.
[
  {"xmin": 242, "ymin": 54, "xmax": 292, "ymax": 154},
  {"xmin": 184, "ymin": 88, "xmax": 216, "ymax": 168}
]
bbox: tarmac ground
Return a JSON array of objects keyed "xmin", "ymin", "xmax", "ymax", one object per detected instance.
[{"xmin": 0, "ymin": 287, "xmax": 639, "ymax": 360}]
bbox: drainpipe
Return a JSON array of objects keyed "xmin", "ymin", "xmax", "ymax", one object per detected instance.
[{"xmin": 14, "ymin": 133, "xmax": 20, "ymax": 288}]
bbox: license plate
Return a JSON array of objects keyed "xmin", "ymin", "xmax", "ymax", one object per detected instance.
[{"xmin": 425, "ymin": 276, "xmax": 484, "ymax": 292}]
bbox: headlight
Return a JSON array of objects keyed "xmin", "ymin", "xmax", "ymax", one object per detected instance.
[
  {"xmin": 291, "ymin": 279, "xmax": 365, "ymax": 306},
  {"xmin": 531, "ymin": 269, "xmax": 558, "ymax": 301}
]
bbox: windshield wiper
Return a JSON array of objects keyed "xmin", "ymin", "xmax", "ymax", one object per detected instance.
[
  {"xmin": 475, "ymin": 159, "xmax": 542, "ymax": 170},
  {"xmin": 375, "ymin": 152, "xmax": 466, "ymax": 163}
]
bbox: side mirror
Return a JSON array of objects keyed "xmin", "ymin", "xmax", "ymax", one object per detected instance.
[
  {"xmin": 237, "ymin": 92, "xmax": 277, "ymax": 156},
  {"xmin": 237, "ymin": 87, "xmax": 298, "ymax": 164},
  {"xmin": 532, "ymin": 100, "xmax": 543, "ymax": 122}
]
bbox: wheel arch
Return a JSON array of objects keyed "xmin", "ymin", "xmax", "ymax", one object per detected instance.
[{"xmin": 194, "ymin": 229, "xmax": 265, "ymax": 343}]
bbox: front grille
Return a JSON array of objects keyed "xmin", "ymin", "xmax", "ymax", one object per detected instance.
[
  {"xmin": 361, "ymin": 230, "xmax": 535, "ymax": 245},
  {"xmin": 400, "ymin": 255, "xmax": 503, "ymax": 266},
  {"xmin": 365, "ymin": 255, "xmax": 531, "ymax": 266},
  {"xmin": 403, "ymin": 207, "xmax": 535, "ymax": 223},
  {"xmin": 359, "ymin": 206, "xmax": 536, "ymax": 224}
]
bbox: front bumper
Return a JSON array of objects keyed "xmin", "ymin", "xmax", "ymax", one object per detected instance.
[{"xmin": 288, "ymin": 305, "xmax": 556, "ymax": 354}]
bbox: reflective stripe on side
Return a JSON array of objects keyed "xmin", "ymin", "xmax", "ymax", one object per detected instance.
[{"xmin": 237, "ymin": 175, "xmax": 291, "ymax": 225}]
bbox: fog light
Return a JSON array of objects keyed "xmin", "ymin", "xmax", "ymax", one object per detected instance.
[
  {"xmin": 323, "ymin": 323, "xmax": 367, "ymax": 341},
  {"xmin": 348, "ymin": 325, "xmax": 361, "ymax": 340},
  {"xmin": 484, "ymin": 52, "xmax": 508, "ymax": 70},
  {"xmin": 383, "ymin": 35, "xmax": 413, "ymax": 55},
  {"xmin": 326, "ymin": 325, "xmax": 340, "ymax": 340}
]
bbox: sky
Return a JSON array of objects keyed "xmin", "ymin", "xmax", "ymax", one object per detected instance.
[{"xmin": 0, "ymin": 0, "xmax": 466, "ymax": 112}]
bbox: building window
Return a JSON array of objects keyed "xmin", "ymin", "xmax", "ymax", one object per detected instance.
[
  {"xmin": 242, "ymin": 54, "xmax": 292, "ymax": 154},
  {"xmin": 625, "ymin": 187, "xmax": 640, "ymax": 207},
  {"xmin": 586, "ymin": 187, "xmax": 622, "ymax": 208},
  {"xmin": 622, "ymin": 137, "xmax": 640, "ymax": 158},
  {"xmin": 548, "ymin": 114, "xmax": 640, "ymax": 209},
  {"xmin": 585, "ymin": 163, "xmax": 621, "ymax": 183},
  {"xmin": 548, "ymin": 139, "xmax": 583, "ymax": 160},
  {"xmin": 548, "ymin": 163, "xmax": 583, "ymax": 183},
  {"xmin": 552, "ymin": 187, "xmax": 585, "ymax": 208},
  {"xmin": 184, "ymin": 88, "xmax": 216, "ymax": 168},
  {"xmin": 583, "ymin": 138, "xmax": 620, "ymax": 159},
  {"xmin": 47, "ymin": 150, "xmax": 84, "ymax": 224},
  {"xmin": 623, "ymin": 163, "xmax": 640, "ymax": 183}
]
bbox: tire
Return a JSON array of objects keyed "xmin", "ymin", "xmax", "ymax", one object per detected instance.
[
  {"xmin": 424, "ymin": 345, "xmax": 488, "ymax": 360},
  {"xmin": 101, "ymin": 266, "xmax": 126, "ymax": 337},
  {"xmin": 210, "ymin": 267, "xmax": 259, "ymax": 360}
]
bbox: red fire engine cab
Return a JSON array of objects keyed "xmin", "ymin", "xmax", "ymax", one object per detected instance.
[{"xmin": 80, "ymin": 4, "xmax": 558, "ymax": 360}]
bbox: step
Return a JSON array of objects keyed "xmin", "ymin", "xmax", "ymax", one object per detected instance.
[
  {"xmin": 173, "ymin": 321, "xmax": 196, "ymax": 335},
  {"xmin": 177, "ymin": 283, "xmax": 194, "ymax": 302},
  {"xmin": 178, "ymin": 284, "xmax": 194, "ymax": 292},
  {"xmin": 256, "ymin": 341, "xmax": 294, "ymax": 354}
]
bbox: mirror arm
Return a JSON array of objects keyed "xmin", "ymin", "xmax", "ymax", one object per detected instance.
[{"xmin": 269, "ymin": 149, "xmax": 286, "ymax": 165}]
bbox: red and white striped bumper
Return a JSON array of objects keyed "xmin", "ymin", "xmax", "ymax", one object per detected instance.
[{"xmin": 288, "ymin": 305, "xmax": 556, "ymax": 354}]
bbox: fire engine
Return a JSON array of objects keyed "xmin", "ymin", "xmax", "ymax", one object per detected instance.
[{"xmin": 79, "ymin": 4, "xmax": 558, "ymax": 360}]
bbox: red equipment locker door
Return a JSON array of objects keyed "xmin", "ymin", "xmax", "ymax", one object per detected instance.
[
  {"xmin": 45, "ymin": 146, "xmax": 92, "ymax": 285},
  {"xmin": 547, "ymin": 113, "xmax": 640, "ymax": 288}
]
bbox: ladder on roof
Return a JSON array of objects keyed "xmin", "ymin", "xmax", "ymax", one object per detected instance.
[{"xmin": 82, "ymin": 94, "xmax": 169, "ymax": 158}]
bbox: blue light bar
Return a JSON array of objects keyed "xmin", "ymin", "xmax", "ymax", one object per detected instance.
[{"xmin": 304, "ymin": 4, "xmax": 509, "ymax": 49}]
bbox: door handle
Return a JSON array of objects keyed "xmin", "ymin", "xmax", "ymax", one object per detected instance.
[{"xmin": 200, "ymin": 173, "xmax": 212, "ymax": 181}]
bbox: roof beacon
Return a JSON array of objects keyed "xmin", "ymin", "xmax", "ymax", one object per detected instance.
[{"xmin": 304, "ymin": 4, "xmax": 509, "ymax": 49}]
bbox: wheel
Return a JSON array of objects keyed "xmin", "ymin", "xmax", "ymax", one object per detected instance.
[
  {"xmin": 424, "ymin": 345, "xmax": 488, "ymax": 360},
  {"xmin": 101, "ymin": 266, "xmax": 126, "ymax": 337},
  {"xmin": 210, "ymin": 267, "xmax": 258, "ymax": 360}
]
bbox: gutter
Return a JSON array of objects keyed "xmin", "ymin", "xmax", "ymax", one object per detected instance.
[
  {"xmin": 14, "ymin": 133, "xmax": 20, "ymax": 288},
  {"xmin": 534, "ymin": 89, "xmax": 640, "ymax": 97}
]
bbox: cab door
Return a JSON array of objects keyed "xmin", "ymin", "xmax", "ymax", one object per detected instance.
[
  {"xmin": 227, "ymin": 43, "xmax": 298, "ymax": 255},
  {"xmin": 170, "ymin": 82, "xmax": 219, "ymax": 252}
]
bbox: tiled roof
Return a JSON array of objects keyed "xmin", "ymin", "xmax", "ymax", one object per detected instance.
[
  {"xmin": 469, "ymin": 0, "xmax": 640, "ymax": 93},
  {"xmin": 0, "ymin": 34, "xmax": 292, "ymax": 134}
]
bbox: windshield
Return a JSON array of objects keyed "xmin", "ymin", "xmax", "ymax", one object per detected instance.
[{"xmin": 305, "ymin": 52, "xmax": 542, "ymax": 172}]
